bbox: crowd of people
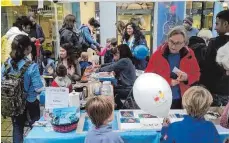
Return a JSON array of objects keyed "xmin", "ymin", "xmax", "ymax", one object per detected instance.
[{"xmin": 1, "ymin": 8, "xmax": 229, "ymax": 143}]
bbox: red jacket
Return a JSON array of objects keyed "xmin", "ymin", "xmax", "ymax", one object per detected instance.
[
  {"xmin": 145, "ymin": 43, "xmax": 200, "ymax": 96},
  {"xmin": 51, "ymin": 81, "xmax": 73, "ymax": 93}
]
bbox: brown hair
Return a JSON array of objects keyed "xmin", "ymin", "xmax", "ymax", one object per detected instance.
[
  {"xmin": 182, "ymin": 86, "xmax": 213, "ymax": 118},
  {"xmin": 56, "ymin": 64, "xmax": 67, "ymax": 77},
  {"xmin": 63, "ymin": 14, "xmax": 76, "ymax": 29},
  {"xmin": 85, "ymin": 96, "xmax": 113, "ymax": 128},
  {"xmin": 111, "ymin": 47, "xmax": 119, "ymax": 55}
]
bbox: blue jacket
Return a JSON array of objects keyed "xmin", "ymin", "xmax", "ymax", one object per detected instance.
[
  {"xmin": 161, "ymin": 115, "xmax": 221, "ymax": 143},
  {"xmin": 1, "ymin": 58, "xmax": 44, "ymax": 102},
  {"xmin": 80, "ymin": 25, "xmax": 99, "ymax": 49},
  {"xmin": 35, "ymin": 24, "xmax": 45, "ymax": 44},
  {"xmin": 85, "ymin": 124, "xmax": 124, "ymax": 143}
]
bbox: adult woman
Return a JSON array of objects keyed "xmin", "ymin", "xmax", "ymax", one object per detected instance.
[
  {"xmin": 122, "ymin": 22, "xmax": 147, "ymax": 70},
  {"xmin": 59, "ymin": 14, "xmax": 81, "ymax": 56},
  {"xmin": 145, "ymin": 26, "xmax": 200, "ymax": 109},
  {"xmin": 97, "ymin": 44, "xmax": 136, "ymax": 109},
  {"xmin": 1, "ymin": 35, "xmax": 43, "ymax": 143},
  {"xmin": 80, "ymin": 17, "xmax": 101, "ymax": 51},
  {"xmin": 58, "ymin": 43, "xmax": 81, "ymax": 82}
]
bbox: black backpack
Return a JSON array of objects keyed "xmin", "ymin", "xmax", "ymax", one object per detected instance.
[{"xmin": 1, "ymin": 60, "xmax": 32, "ymax": 117}]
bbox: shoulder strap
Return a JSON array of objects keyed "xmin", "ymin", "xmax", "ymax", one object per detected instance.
[
  {"xmin": 18, "ymin": 61, "xmax": 33, "ymax": 78},
  {"xmin": 3, "ymin": 58, "xmax": 12, "ymax": 76}
]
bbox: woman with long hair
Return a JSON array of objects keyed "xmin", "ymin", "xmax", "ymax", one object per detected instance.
[
  {"xmin": 59, "ymin": 14, "xmax": 82, "ymax": 57},
  {"xmin": 97, "ymin": 44, "xmax": 136, "ymax": 109},
  {"xmin": 122, "ymin": 22, "xmax": 148, "ymax": 70},
  {"xmin": 58, "ymin": 43, "xmax": 81, "ymax": 82},
  {"xmin": 1, "ymin": 35, "xmax": 43, "ymax": 143}
]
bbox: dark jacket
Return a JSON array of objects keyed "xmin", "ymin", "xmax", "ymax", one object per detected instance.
[
  {"xmin": 200, "ymin": 34, "xmax": 229, "ymax": 95},
  {"xmin": 59, "ymin": 27, "xmax": 81, "ymax": 49},
  {"xmin": 188, "ymin": 36, "xmax": 207, "ymax": 71},
  {"xmin": 104, "ymin": 49, "xmax": 113, "ymax": 63},
  {"xmin": 98, "ymin": 58, "xmax": 136, "ymax": 87},
  {"xmin": 145, "ymin": 43, "xmax": 200, "ymax": 96},
  {"xmin": 35, "ymin": 24, "xmax": 45, "ymax": 43}
]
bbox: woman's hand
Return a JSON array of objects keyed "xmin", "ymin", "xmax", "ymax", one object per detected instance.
[
  {"xmin": 177, "ymin": 71, "xmax": 188, "ymax": 82},
  {"xmin": 31, "ymin": 37, "xmax": 36, "ymax": 42},
  {"xmin": 171, "ymin": 79, "xmax": 180, "ymax": 86},
  {"xmin": 68, "ymin": 66, "xmax": 75, "ymax": 76},
  {"xmin": 162, "ymin": 118, "xmax": 171, "ymax": 127}
]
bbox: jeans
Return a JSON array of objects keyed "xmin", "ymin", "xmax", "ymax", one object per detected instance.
[
  {"xmin": 212, "ymin": 94, "xmax": 229, "ymax": 106},
  {"xmin": 114, "ymin": 86, "xmax": 132, "ymax": 109},
  {"xmin": 12, "ymin": 99, "xmax": 40, "ymax": 143}
]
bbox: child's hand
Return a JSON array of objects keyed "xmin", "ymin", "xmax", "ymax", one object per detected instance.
[{"xmin": 162, "ymin": 118, "xmax": 170, "ymax": 127}]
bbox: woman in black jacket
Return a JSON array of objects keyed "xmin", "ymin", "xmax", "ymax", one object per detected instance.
[{"xmin": 59, "ymin": 14, "xmax": 81, "ymax": 58}]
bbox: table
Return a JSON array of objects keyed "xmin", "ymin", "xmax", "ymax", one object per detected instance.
[{"xmin": 24, "ymin": 110, "xmax": 229, "ymax": 143}]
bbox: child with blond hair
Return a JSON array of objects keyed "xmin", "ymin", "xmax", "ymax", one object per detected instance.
[
  {"xmin": 85, "ymin": 96, "xmax": 124, "ymax": 143},
  {"xmin": 79, "ymin": 52, "xmax": 92, "ymax": 74},
  {"xmin": 161, "ymin": 86, "xmax": 220, "ymax": 143}
]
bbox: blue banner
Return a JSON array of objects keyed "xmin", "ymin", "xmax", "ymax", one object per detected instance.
[{"xmin": 157, "ymin": 2, "xmax": 185, "ymax": 47}]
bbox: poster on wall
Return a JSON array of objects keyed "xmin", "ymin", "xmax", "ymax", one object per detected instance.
[{"xmin": 157, "ymin": 2, "xmax": 185, "ymax": 47}]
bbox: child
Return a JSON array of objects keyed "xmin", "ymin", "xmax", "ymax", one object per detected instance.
[
  {"xmin": 85, "ymin": 96, "xmax": 124, "ymax": 143},
  {"xmin": 104, "ymin": 38, "xmax": 117, "ymax": 63},
  {"xmin": 51, "ymin": 64, "xmax": 72, "ymax": 92},
  {"xmin": 42, "ymin": 50, "xmax": 55, "ymax": 86},
  {"xmin": 79, "ymin": 52, "xmax": 92, "ymax": 74},
  {"xmin": 161, "ymin": 86, "xmax": 220, "ymax": 143},
  {"xmin": 220, "ymin": 101, "xmax": 229, "ymax": 129}
]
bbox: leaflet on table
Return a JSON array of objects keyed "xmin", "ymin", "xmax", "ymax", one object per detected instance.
[{"xmin": 118, "ymin": 110, "xmax": 187, "ymax": 131}]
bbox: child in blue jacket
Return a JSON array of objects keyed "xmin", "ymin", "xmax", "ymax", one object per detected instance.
[{"xmin": 161, "ymin": 86, "xmax": 221, "ymax": 143}]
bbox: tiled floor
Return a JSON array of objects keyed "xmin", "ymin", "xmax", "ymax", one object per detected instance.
[
  {"xmin": 1, "ymin": 106, "xmax": 44, "ymax": 143},
  {"xmin": 1, "ymin": 116, "xmax": 31, "ymax": 143}
]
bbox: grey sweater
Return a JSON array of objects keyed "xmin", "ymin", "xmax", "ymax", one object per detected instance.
[{"xmin": 98, "ymin": 58, "xmax": 136, "ymax": 87}]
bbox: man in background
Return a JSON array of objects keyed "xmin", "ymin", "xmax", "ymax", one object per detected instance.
[{"xmin": 183, "ymin": 17, "xmax": 199, "ymax": 39}]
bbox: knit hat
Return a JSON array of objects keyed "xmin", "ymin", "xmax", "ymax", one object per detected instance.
[
  {"xmin": 110, "ymin": 38, "xmax": 117, "ymax": 46},
  {"xmin": 183, "ymin": 17, "xmax": 193, "ymax": 26}
]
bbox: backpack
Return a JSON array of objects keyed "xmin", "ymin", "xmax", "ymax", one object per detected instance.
[
  {"xmin": 1, "ymin": 60, "xmax": 32, "ymax": 117},
  {"xmin": 1, "ymin": 35, "xmax": 10, "ymax": 64}
]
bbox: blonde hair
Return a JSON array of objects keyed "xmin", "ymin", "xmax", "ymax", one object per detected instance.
[
  {"xmin": 167, "ymin": 26, "xmax": 188, "ymax": 45},
  {"xmin": 182, "ymin": 86, "xmax": 213, "ymax": 118},
  {"xmin": 85, "ymin": 96, "xmax": 113, "ymax": 127},
  {"xmin": 197, "ymin": 29, "xmax": 213, "ymax": 40},
  {"xmin": 80, "ymin": 52, "xmax": 88, "ymax": 61}
]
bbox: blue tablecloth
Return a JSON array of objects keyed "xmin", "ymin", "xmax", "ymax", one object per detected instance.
[{"xmin": 24, "ymin": 111, "xmax": 229, "ymax": 143}]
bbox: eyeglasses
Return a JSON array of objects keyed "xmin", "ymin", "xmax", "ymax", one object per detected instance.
[{"xmin": 168, "ymin": 39, "xmax": 185, "ymax": 46}]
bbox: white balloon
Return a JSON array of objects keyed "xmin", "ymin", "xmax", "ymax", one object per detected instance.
[{"xmin": 133, "ymin": 73, "xmax": 172, "ymax": 117}]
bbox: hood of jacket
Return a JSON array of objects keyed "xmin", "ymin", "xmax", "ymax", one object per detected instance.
[
  {"xmin": 216, "ymin": 41, "xmax": 229, "ymax": 70},
  {"xmin": 5, "ymin": 27, "xmax": 28, "ymax": 40}
]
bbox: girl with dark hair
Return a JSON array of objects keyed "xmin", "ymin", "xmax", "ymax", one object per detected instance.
[
  {"xmin": 51, "ymin": 64, "xmax": 72, "ymax": 92},
  {"xmin": 59, "ymin": 14, "xmax": 81, "ymax": 52},
  {"xmin": 79, "ymin": 17, "xmax": 101, "ymax": 51},
  {"xmin": 1, "ymin": 34, "xmax": 43, "ymax": 143},
  {"xmin": 97, "ymin": 44, "xmax": 136, "ymax": 109},
  {"xmin": 2, "ymin": 16, "xmax": 32, "ymax": 63},
  {"xmin": 122, "ymin": 22, "xmax": 148, "ymax": 70},
  {"xmin": 58, "ymin": 43, "xmax": 81, "ymax": 82}
]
